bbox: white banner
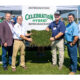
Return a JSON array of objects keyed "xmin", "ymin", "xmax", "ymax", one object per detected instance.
[{"xmin": 22, "ymin": 6, "xmax": 57, "ymax": 31}]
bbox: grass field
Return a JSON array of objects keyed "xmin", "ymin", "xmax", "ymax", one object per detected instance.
[{"xmin": 0, "ymin": 46, "xmax": 80, "ymax": 74}]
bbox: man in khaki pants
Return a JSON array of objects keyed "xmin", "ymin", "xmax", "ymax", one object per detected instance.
[
  {"xmin": 12, "ymin": 16, "xmax": 32, "ymax": 71},
  {"xmin": 46, "ymin": 11, "xmax": 66, "ymax": 69}
]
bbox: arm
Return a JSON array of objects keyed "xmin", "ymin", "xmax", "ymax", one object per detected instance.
[
  {"xmin": 55, "ymin": 32, "xmax": 64, "ymax": 39},
  {"xmin": 55, "ymin": 22, "xmax": 65, "ymax": 39},
  {"xmin": 0, "ymin": 23, "xmax": 7, "ymax": 47},
  {"xmin": 20, "ymin": 35, "xmax": 32, "ymax": 42},
  {"xmin": 70, "ymin": 36, "xmax": 79, "ymax": 46},
  {"xmin": 50, "ymin": 22, "xmax": 66, "ymax": 41},
  {"xmin": 13, "ymin": 26, "xmax": 32, "ymax": 42},
  {"xmin": 72, "ymin": 36, "xmax": 79, "ymax": 45},
  {"xmin": 25, "ymin": 33, "xmax": 32, "ymax": 36},
  {"xmin": 13, "ymin": 26, "xmax": 22, "ymax": 38},
  {"xmin": 45, "ymin": 22, "xmax": 52, "ymax": 31},
  {"xmin": 70, "ymin": 25, "xmax": 79, "ymax": 46},
  {"xmin": 50, "ymin": 32, "xmax": 64, "ymax": 41},
  {"xmin": 45, "ymin": 27, "xmax": 50, "ymax": 32}
]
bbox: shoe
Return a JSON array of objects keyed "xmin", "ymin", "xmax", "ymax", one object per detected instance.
[
  {"xmin": 69, "ymin": 66, "xmax": 71, "ymax": 71},
  {"xmin": 3, "ymin": 67, "xmax": 8, "ymax": 71},
  {"xmin": 20, "ymin": 66, "xmax": 27, "ymax": 70},
  {"xmin": 69, "ymin": 72, "xmax": 75, "ymax": 75},
  {"xmin": 12, "ymin": 68, "xmax": 16, "ymax": 72},
  {"xmin": 52, "ymin": 64, "xmax": 56, "ymax": 67},
  {"xmin": 59, "ymin": 65, "xmax": 63, "ymax": 70}
]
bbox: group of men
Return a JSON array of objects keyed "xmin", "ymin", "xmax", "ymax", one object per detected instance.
[
  {"xmin": 0, "ymin": 11, "xmax": 79, "ymax": 75},
  {"xmin": 46, "ymin": 11, "xmax": 79, "ymax": 75},
  {"xmin": 0, "ymin": 13, "xmax": 32, "ymax": 72}
]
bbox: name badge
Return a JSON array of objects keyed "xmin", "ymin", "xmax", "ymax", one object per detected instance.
[{"xmin": 53, "ymin": 27, "xmax": 56, "ymax": 30}]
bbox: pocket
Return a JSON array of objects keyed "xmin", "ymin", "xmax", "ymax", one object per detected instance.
[
  {"xmin": 67, "ymin": 32, "xmax": 72, "ymax": 36},
  {"xmin": 51, "ymin": 41, "xmax": 55, "ymax": 46},
  {"xmin": 69, "ymin": 43, "xmax": 75, "ymax": 48},
  {"xmin": 67, "ymin": 28, "xmax": 73, "ymax": 35}
]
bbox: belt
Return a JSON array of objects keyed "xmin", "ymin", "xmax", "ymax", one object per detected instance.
[
  {"xmin": 14, "ymin": 39, "xmax": 23, "ymax": 41},
  {"xmin": 55, "ymin": 38, "xmax": 64, "ymax": 41},
  {"xmin": 67, "ymin": 41, "xmax": 72, "ymax": 44}
]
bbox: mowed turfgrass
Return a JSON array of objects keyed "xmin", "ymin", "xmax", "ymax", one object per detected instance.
[
  {"xmin": 30, "ymin": 30, "xmax": 52, "ymax": 47},
  {"xmin": 0, "ymin": 46, "xmax": 80, "ymax": 74}
]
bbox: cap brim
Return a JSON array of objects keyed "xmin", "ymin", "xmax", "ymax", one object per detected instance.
[{"xmin": 54, "ymin": 13, "xmax": 60, "ymax": 15}]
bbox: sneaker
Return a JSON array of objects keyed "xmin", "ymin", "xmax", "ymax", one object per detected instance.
[
  {"xmin": 52, "ymin": 64, "xmax": 56, "ymax": 67},
  {"xmin": 20, "ymin": 66, "xmax": 27, "ymax": 70},
  {"xmin": 69, "ymin": 72, "xmax": 75, "ymax": 75},
  {"xmin": 59, "ymin": 65, "xmax": 63, "ymax": 70},
  {"xmin": 3, "ymin": 67, "xmax": 8, "ymax": 71},
  {"xmin": 12, "ymin": 68, "xmax": 16, "ymax": 72}
]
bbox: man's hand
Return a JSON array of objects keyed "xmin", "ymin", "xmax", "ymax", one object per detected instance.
[
  {"xmin": 26, "ymin": 33, "xmax": 32, "ymax": 36},
  {"xmin": 70, "ymin": 42, "xmax": 73, "ymax": 46},
  {"xmin": 29, "ymin": 33, "xmax": 32, "ymax": 36},
  {"xmin": 20, "ymin": 35, "xmax": 32, "ymax": 42},
  {"xmin": 27, "ymin": 38, "xmax": 32, "ymax": 42},
  {"xmin": 4, "ymin": 42, "xmax": 7, "ymax": 47},
  {"xmin": 69, "ymin": 36, "xmax": 79, "ymax": 46},
  {"xmin": 46, "ymin": 27, "xmax": 50, "ymax": 31},
  {"xmin": 50, "ymin": 37, "xmax": 55, "ymax": 41},
  {"xmin": 70, "ymin": 42, "xmax": 76, "ymax": 46}
]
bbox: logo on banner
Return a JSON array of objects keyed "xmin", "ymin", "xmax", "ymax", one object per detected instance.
[{"xmin": 25, "ymin": 13, "xmax": 54, "ymax": 22}]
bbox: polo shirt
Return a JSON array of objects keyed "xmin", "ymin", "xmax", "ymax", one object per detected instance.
[
  {"xmin": 48, "ymin": 20, "xmax": 66, "ymax": 40},
  {"xmin": 65, "ymin": 21, "xmax": 79, "ymax": 42}
]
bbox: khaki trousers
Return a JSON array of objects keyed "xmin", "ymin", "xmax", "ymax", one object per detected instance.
[
  {"xmin": 12, "ymin": 40, "xmax": 25, "ymax": 68},
  {"xmin": 51, "ymin": 39, "xmax": 64, "ymax": 66}
]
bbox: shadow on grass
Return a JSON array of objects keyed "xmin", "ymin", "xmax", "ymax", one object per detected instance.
[{"xmin": 25, "ymin": 47, "xmax": 52, "ymax": 63}]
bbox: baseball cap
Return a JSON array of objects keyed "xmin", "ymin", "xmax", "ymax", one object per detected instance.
[{"xmin": 54, "ymin": 11, "xmax": 60, "ymax": 15}]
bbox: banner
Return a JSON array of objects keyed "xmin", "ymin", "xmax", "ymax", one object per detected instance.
[{"xmin": 22, "ymin": 6, "xmax": 57, "ymax": 31}]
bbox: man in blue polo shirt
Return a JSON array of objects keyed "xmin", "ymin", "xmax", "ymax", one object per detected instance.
[
  {"xmin": 46, "ymin": 11, "xmax": 66, "ymax": 70},
  {"xmin": 65, "ymin": 13, "xmax": 79, "ymax": 75}
]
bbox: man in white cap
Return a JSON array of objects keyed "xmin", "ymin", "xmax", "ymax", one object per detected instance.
[{"xmin": 46, "ymin": 11, "xmax": 66, "ymax": 69}]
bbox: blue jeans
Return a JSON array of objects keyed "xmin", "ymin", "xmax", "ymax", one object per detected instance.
[
  {"xmin": 67, "ymin": 43, "xmax": 77, "ymax": 72},
  {"xmin": 2, "ymin": 46, "xmax": 13, "ymax": 67}
]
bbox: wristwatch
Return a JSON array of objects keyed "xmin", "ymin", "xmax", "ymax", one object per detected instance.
[{"xmin": 54, "ymin": 36, "xmax": 56, "ymax": 40}]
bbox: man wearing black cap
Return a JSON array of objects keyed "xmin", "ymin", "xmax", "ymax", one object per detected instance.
[{"xmin": 46, "ymin": 11, "xmax": 66, "ymax": 70}]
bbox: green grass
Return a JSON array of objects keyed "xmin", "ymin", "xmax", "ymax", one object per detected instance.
[
  {"xmin": 0, "ymin": 47, "xmax": 80, "ymax": 74},
  {"xmin": 31, "ymin": 30, "xmax": 52, "ymax": 47}
]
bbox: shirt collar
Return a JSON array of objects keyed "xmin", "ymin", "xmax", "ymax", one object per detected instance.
[
  {"xmin": 67, "ymin": 21, "xmax": 75, "ymax": 28},
  {"xmin": 6, "ymin": 20, "xmax": 11, "ymax": 24},
  {"xmin": 17, "ymin": 23, "xmax": 22, "ymax": 27},
  {"xmin": 69, "ymin": 21, "xmax": 74, "ymax": 25},
  {"xmin": 54, "ymin": 20, "xmax": 61, "ymax": 25}
]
